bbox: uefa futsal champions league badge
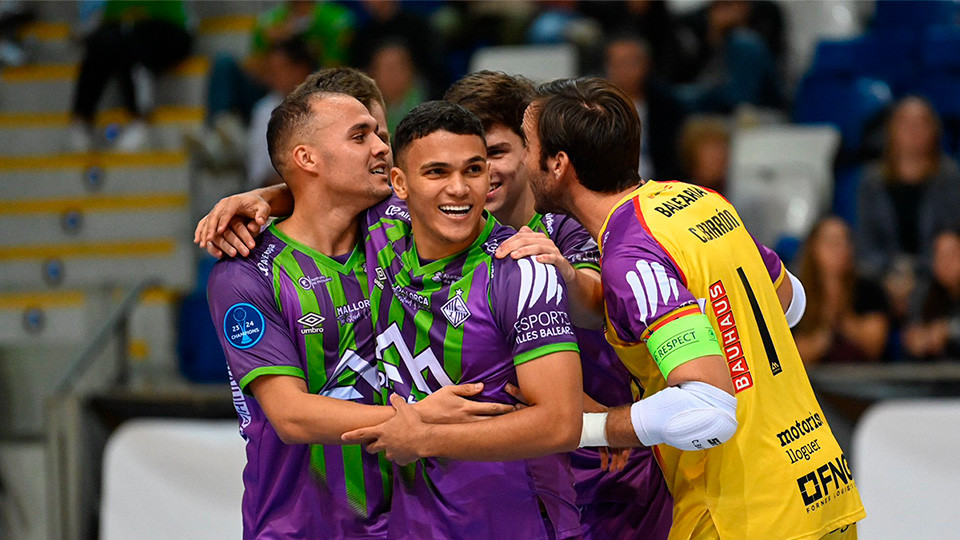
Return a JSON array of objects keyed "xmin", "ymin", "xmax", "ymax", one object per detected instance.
[{"xmin": 224, "ymin": 303, "xmax": 266, "ymax": 349}]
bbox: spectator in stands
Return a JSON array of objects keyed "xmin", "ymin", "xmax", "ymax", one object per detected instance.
[
  {"xmin": 678, "ymin": 115, "xmax": 729, "ymax": 193},
  {"xmin": 366, "ymin": 39, "xmax": 426, "ymax": 133},
  {"xmin": 603, "ymin": 34, "xmax": 685, "ymax": 180},
  {"xmin": 246, "ymin": 38, "xmax": 317, "ymax": 190},
  {"xmin": 350, "ymin": 0, "xmax": 447, "ymax": 99},
  {"xmin": 188, "ymin": 0, "xmax": 353, "ymax": 171},
  {"xmin": 793, "ymin": 216, "xmax": 890, "ymax": 365},
  {"xmin": 580, "ymin": 1, "xmax": 683, "ymax": 81},
  {"xmin": 670, "ymin": 0, "xmax": 783, "ymax": 114},
  {"xmin": 856, "ymin": 96, "xmax": 960, "ymax": 285},
  {"xmin": 66, "ymin": 0, "xmax": 192, "ymax": 152},
  {"xmin": 903, "ymin": 229, "xmax": 960, "ymax": 360}
]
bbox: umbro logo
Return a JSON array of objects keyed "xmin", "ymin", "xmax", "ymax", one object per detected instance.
[
  {"xmin": 441, "ymin": 290, "xmax": 471, "ymax": 327},
  {"xmin": 297, "ymin": 312, "xmax": 325, "ymax": 334}
]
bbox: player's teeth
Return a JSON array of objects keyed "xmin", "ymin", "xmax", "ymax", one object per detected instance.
[{"xmin": 440, "ymin": 205, "xmax": 470, "ymax": 213}]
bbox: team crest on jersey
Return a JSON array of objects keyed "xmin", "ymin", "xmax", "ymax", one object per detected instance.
[
  {"xmin": 298, "ymin": 274, "xmax": 332, "ymax": 290},
  {"xmin": 441, "ymin": 289, "xmax": 471, "ymax": 327},
  {"xmin": 482, "ymin": 238, "xmax": 501, "ymax": 255},
  {"xmin": 296, "ymin": 312, "xmax": 325, "ymax": 334}
]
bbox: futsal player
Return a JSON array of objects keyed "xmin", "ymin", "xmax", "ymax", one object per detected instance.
[
  {"xmin": 444, "ymin": 70, "xmax": 672, "ymax": 540},
  {"xmin": 206, "ymin": 71, "xmax": 511, "ymax": 539},
  {"xmin": 523, "ymin": 77, "xmax": 866, "ymax": 539},
  {"xmin": 342, "ymin": 100, "xmax": 583, "ymax": 539}
]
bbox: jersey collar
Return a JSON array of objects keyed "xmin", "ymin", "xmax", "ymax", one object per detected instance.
[
  {"xmin": 598, "ymin": 184, "xmax": 650, "ymax": 252},
  {"xmin": 268, "ymin": 219, "xmax": 362, "ymax": 274},
  {"xmin": 404, "ymin": 211, "xmax": 496, "ymax": 277}
]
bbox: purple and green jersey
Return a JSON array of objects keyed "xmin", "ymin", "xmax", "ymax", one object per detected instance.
[
  {"xmin": 207, "ymin": 222, "xmax": 390, "ymax": 539},
  {"xmin": 528, "ymin": 212, "xmax": 673, "ymax": 540},
  {"xmin": 363, "ymin": 197, "xmax": 581, "ymax": 540}
]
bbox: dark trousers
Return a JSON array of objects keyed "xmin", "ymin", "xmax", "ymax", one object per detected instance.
[{"xmin": 72, "ymin": 20, "xmax": 192, "ymax": 120}]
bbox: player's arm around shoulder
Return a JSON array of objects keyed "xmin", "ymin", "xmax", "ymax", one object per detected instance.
[{"xmin": 494, "ymin": 226, "xmax": 604, "ymax": 329}]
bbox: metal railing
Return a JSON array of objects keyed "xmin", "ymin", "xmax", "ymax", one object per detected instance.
[{"xmin": 45, "ymin": 278, "xmax": 159, "ymax": 540}]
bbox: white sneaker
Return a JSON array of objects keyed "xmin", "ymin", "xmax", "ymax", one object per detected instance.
[
  {"xmin": 65, "ymin": 120, "xmax": 93, "ymax": 153},
  {"xmin": 115, "ymin": 120, "xmax": 149, "ymax": 152}
]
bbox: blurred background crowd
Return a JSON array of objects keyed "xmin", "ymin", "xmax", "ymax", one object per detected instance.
[
  {"xmin": 2, "ymin": 0, "xmax": 959, "ymax": 374},
  {"xmin": 3, "ymin": 2, "xmax": 960, "ymax": 538}
]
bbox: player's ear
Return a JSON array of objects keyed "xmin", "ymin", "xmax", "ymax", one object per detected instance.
[
  {"xmin": 391, "ymin": 167, "xmax": 409, "ymax": 200},
  {"xmin": 291, "ymin": 144, "xmax": 319, "ymax": 174},
  {"xmin": 553, "ymin": 151, "xmax": 570, "ymax": 180}
]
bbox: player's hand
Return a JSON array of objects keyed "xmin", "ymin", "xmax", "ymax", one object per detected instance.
[
  {"xmin": 494, "ymin": 226, "xmax": 576, "ymax": 283},
  {"xmin": 342, "ymin": 393, "xmax": 427, "ymax": 466},
  {"xmin": 504, "ymin": 383, "xmax": 528, "ymax": 409},
  {"xmin": 414, "ymin": 383, "xmax": 515, "ymax": 423},
  {"xmin": 194, "ymin": 193, "xmax": 271, "ymax": 258},
  {"xmin": 598, "ymin": 447, "xmax": 631, "ymax": 472}
]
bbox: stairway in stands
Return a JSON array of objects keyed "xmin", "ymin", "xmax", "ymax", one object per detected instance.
[{"xmin": 0, "ymin": 3, "xmax": 268, "ymax": 539}]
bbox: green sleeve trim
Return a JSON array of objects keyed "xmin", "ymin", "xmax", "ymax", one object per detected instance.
[
  {"xmin": 514, "ymin": 342, "xmax": 580, "ymax": 366},
  {"xmin": 572, "ymin": 261, "xmax": 601, "ymax": 273},
  {"xmin": 239, "ymin": 366, "xmax": 305, "ymax": 395},
  {"xmin": 645, "ymin": 313, "xmax": 723, "ymax": 379}
]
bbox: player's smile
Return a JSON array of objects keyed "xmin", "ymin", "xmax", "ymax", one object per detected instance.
[{"xmin": 393, "ymin": 130, "xmax": 489, "ymax": 260}]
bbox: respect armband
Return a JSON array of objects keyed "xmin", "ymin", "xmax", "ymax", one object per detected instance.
[{"xmin": 645, "ymin": 313, "xmax": 723, "ymax": 379}]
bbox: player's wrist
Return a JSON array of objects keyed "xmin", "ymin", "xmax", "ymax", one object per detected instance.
[{"xmin": 579, "ymin": 412, "xmax": 609, "ymax": 447}]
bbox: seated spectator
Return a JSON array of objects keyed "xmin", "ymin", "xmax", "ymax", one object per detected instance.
[
  {"xmin": 580, "ymin": 0, "xmax": 683, "ymax": 81},
  {"xmin": 604, "ymin": 33, "xmax": 685, "ymax": 180},
  {"xmin": 366, "ymin": 39, "xmax": 426, "ymax": 133},
  {"xmin": 188, "ymin": 0, "xmax": 353, "ymax": 170},
  {"xmin": 350, "ymin": 0, "xmax": 447, "ymax": 99},
  {"xmin": 671, "ymin": 0, "xmax": 783, "ymax": 114},
  {"xmin": 678, "ymin": 115, "xmax": 729, "ymax": 193},
  {"xmin": 856, "ymin": 96, "xmax": 960, "ymax": 295},
  {"xmin": 246, "ymin": 38, "xmax": 317, "ymax": 189},
  {"xmin": 793, "ymin": 217, "xmax": 890, "ymax": 365},
  {"xmin": 66, "ymin": 0, "xmax": 192, "ymax": 152},
  {"xmin": 903, "ymin": 229, "xmax": 960, "ymax": 360}
]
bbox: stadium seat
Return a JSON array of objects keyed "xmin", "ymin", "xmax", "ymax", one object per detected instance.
[
  {"xmin": 920, "ymin": 24, "xmax": 960, "ymax": 72},
  {"xmin": 469, "ymin": 43, "xmax": 577, "ymax": 82},
  {"xmin": 727, "ymin": 124, "xmax": 840, "ymax": 249},
  {"xmin": 793, "ymin": 75, "xmax": 893, "ymax": 153},
  {"xmin": 777, "ymin": 0, "xmax": 862, "ymax": 84},
  {"xmin": 100, "ymin": 419, "xmax": 245, "ymax": 540},
  {"xmin": 808, "ymin": 32, "xmax": 918, "ymax": 94},
  {"xmin": 871, "ymin": 0, "xmax": 960, "ymax": 31},
  {"xmin": 853, "ymin": 399, "xmax": 960, "ymax": 539}
]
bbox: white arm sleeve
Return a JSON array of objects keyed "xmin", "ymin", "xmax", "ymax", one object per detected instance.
[
  {"xmin": 783, "ymin": 270, "xmax": 806, "ymax": 328},
  {"xmin": 630, "ymin": 381, "xmax": 738, "ymax": 451}
]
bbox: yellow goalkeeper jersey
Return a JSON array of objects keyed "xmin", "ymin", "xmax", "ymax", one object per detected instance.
[{"xmin": 598, "ymin": 181, "xmax": 865, "ymax": 540}]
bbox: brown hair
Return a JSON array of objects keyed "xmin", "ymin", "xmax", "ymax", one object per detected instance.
[
  {"xmin": 266, "ymin": 67, "xmax": 385, "ymax": 176},
  {"xmin": 443, "ymin": 71, "xmax": 535, "ymax": 140},
  {"xmin": 882, "ymin": 95, "xmax": 943, "ymax": 182},
  {"xmin": 793, "ymin": 216, "xmax": 856, "ymax": 334},
  {"xmin": 534, "ymin": 77, "xmax": 642, "ymax": 193},
  {"xmin": 678, "ymin": 115, "xmax": 729, "ymax": 177}
]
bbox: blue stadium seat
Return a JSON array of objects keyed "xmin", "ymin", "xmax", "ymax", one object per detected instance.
[
  {"xmin": 809, "ymin": 32, "xmax": 918, "ymax": 95},
  {"xmin": 917, "ymin": 74, "xmax": 960, "ymax": 154},
  {"xmin": 872, "ymin": 0, "xmax": 960, "ymax": 30},
  {"xmin": 920, "ymin": 25, "xmax": 960, "ymax": 72},
  {"xmin": 793, "ymin": 76, "xmax": 894, "ymax": 152}
]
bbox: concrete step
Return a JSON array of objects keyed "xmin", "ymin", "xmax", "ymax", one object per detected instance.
[
  {"xmin": 18, "ymin": 16, "xmax": 256, "ymax": 67},
  {"xmin": 0, "ymin": 106, "xmax": 202, "ymax": 155},
  {"xmin": 0, "ymin": 57, "xmax": 208, "ymax": 113},
  {"xmin": 0, "ymin": 289, "xmax": 87, "ymax": 345},
  {"xmin": 0, "ymin": 239, "xmax": 196, "ymax": 291},
  {"xmin": 0, "ymin": 151, "xmax": 189, "ymax": 200},
  {"xmin": 1, "ymin": 198, "xmax": 190, "ymax": 247}
]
